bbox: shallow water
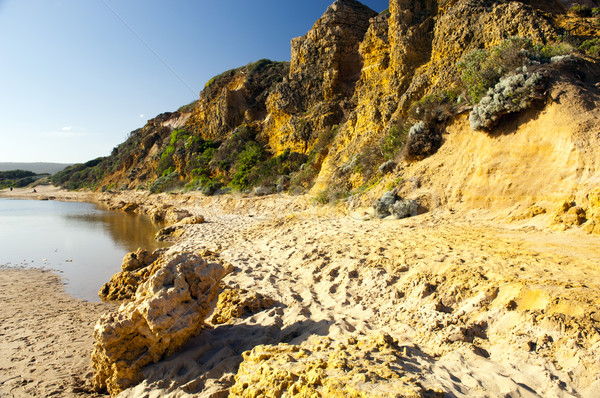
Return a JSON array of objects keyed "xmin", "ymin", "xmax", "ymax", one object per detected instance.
[{"xmin": 0, "ymin": 198, "xmax": 167, "ymax": 301}]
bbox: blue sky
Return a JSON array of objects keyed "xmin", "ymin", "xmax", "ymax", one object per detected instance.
[{"xmin": 0, "ymin": 0, "xmax": 388, "ymax": 163}]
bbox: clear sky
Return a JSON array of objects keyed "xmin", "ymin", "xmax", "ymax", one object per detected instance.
[{"xmin": 0, "ymin": 0, "xmax": 388, "ymax": 164}]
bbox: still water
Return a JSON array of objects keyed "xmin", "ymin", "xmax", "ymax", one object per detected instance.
[{"xmin": 0, "ymin": 198, "xmax": 167, "ymax": 302}]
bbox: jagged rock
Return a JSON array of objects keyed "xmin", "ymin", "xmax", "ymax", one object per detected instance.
[
  {"xmin": 121, "ymin": 202, "xmax": 139, "ymax": 213},
  {"xmin": 563, "ymin": 206, "xmax": 587, "ymax": 226},
  {"xmin": 288, "ymin": 0, "xmax": 377, "ymax": 104},
  {"xmin": 391, "ymin": 199, "xmax": 418, "ymax": 219},
  {"xmin": 374, "ymin": 191, "xmax": 397, "ymax": 218},
  {"xmin": 154, "ymin": 215, "xmax": 204, "ymax": 240},
  {"xmin": 261, "ymin": 0, "xmax": 377, "ymax": 154},
  {"xmin": 155, "ymin": 225, "xmax": 184, "ymax": 242},
  {"xmin": 99, "ymin": 248, "xmax": 167, "ymax": 301},
  {"xmin": 121, "ymin": 248, "xmax": 162, "ymax": 272},
  {"xmin": 105, "ymin": 200, "xmax": 125, "ymax": 211},
  {"xmin": 583, "ymin": 189, "xmax": 600, "ymax": 234},
  {"xmin": 52, "ymin": 0, "xmax": 600, "ymax": 215},
  {"xmin": 552, "ymin": 200, "xmax": 587, "ymax": 229},
  {"xmin": 91, "ymin": 250, "xmax": 233, "ymax": 396},
  {"xmin": 229, "ymin": 333, "xmax": 437, "ymax": 397},
  {"xmin": 374, "ymin": 191, "xmax": 418, "ymax": 219},
  {"xmin": 98, "ymin": 271, "xmax": 142, "ymax": 302},
  {"xmin": 211, "ymin": 287, "xmax": 276, "ymax": 325},
  {"xmin": 176, "ymin": 215, "xmax": 205, "ymax": 225},
  {"xmin": 147, "ymin": 207, "xmax": 165, "ymax": 223},
  {"xmin": 186, "ymin": 59, "xmax": 289, "ymax": 142},
  {"xmin": 164, "ymin": 209, "xmax": 192, "ymax": 225},
  {"xmin": 510, "ymin": 204, "xmax": 547, "ymax": 221}
]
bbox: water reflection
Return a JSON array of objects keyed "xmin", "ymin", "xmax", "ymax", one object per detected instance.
[
  {"xmin": 65, "ymin": 203, "xmax": 166, "ymax": 252},
  {"xmin": 0, "ymin": 198, "xmax": 168, "ymax": 302}
]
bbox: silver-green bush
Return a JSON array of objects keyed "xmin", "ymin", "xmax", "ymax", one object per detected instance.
[{"xmin": 469, "ymin": 70, "xmax": 546, "ymax": 131}]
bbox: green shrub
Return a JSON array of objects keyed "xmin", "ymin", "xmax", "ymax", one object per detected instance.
[
  {"xmin": 569, "ymin": 4, "xmax": 592, "ymax": 17},
  {"xmin": 162, "ymin": 167, "xmax": 175, "ymax": 177},
  {"xmin": 457, "ymin": 37, "xmax": 574, "ymax": 104},
  {"xmin": 405, "ymin": 121, "xmax": 443, "ymax": 161},
  {"xmin": 148, "ymin": 171, "xmax": 180, "ymax": 193},
  {"xmin": 458, "ymin": 39, "xmax": 530, "ymax": 103},
  {"xmin": 289, "ymin": 164, "xmax": 319, "ymax": 192},
  {"xmin": 157, "ymin": 129, "xmax": 187, "ymax": 175},
  {"xmin": 380, "ymin": 125, "xmax": 408, "ymax": 160},
  {"xmin": 210, "ymin": 124, "xmax": 255, "ymax": 172},
  {"xmin": 469, "ymin": 71, "xmax": 546, "ymax": 131},
  {"xmin": 50, "ymin": 157, "xmax": 108, "ymax": 190},
  {"xmin": 314, "ymin": 186, "xmax": 350, "ymax": 205},
  {"xmin": 288, "ymin": 125, "xmax": 338, "ymax": 193},
  {"xmin": 580, "ymin": 38, "xmax": 600, "ymax": 57},
  {"xmin": 184, "ymin": 175, "xmax": 223, "ymax": 195},
  {"xmin": 230, "ymin": 141, "xmax": 265, "ymax": 191},
  {"xmin": 353, "ymin": 146, "xmax": 385, "ymax": 181},
  {"xmin": 156, "ymin": 129, "xmax": 219, "ymax": 179}
]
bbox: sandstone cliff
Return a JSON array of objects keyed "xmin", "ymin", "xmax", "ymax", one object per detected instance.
[{"xmin": 53, "ymin": 0, "xmax": 600, "ymax": 229}]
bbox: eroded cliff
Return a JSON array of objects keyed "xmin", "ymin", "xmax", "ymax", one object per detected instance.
[{"xmin": 53, "ymin": 0, "xmax": 600, "ymax": 230}]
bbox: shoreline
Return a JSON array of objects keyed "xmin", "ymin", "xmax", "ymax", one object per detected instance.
[
  {"xmin": 1, "ymin": 185, "xmax": 600, "ymax": 396},
  {"xmin": 0, "ymin": 185, "xmax": 97, "ymax": 202}
]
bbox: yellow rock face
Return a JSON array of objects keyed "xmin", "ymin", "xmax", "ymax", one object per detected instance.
[
  {"xmin": 315, "ymin": 0, "xmax": 565, "ymax": 195},
  {"xmin": 229, "ymin": 334, "xmax": 437, "ymax": 398}
]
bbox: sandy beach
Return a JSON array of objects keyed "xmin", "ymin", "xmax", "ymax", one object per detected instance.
[
  {"xmin": 1, "ymin": 186, "xmax": 600, "ymax": 397},
  {"xmin": 0, "ymin": 267, "xmax": 111, "ymax": 397}
]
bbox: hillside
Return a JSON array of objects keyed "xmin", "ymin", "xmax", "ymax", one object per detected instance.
[
  {"xmin": 53, "ymin": 0, "xmax": 600, "ymax": 230},
  {"xmin": 0, "ymin": 162, "xmax": 70, "ymax": 174},
  {"xmin": 0, "ymin": 169, "xmax": 50, "ymax": 189}
]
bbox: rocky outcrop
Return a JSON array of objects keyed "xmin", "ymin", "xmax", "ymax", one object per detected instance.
[
  {"xmin": 99, "ymin": 248, "xmax": 166, "ymax": 301},
  {"xmin": 121, "ymin": 248, "xmax": 162, "ymax": 272},
  {"xmin": 261, "ymin": 0, "xmax": 378, "ymax": 154},
  {"xmin": 186, "ymin": 60, "xmax": 289, "ymax": 141},
  {"xmin": 552, "ymin": 201, "xmax": 587, "ymax": 229},
  {"xmin": 164, "ymin": 208, "xmax": 192, "ymax": 225},
  {"xmin": 102, "ymin": 112, "xmax": 188, "ymax": 189},
  {"xmin": 314, "ymin": 0, "xmax": 564, "ymax": 192},
  {"xmin": 583, "ymin": 188, "xmax": 600, "ymax": 234},
  {"xmin": 91, "ymin": 250, "xmax": 233, "ymax": 395},
  {"xmin": 288, "ymin": 0, "xmax": 377, "ymax": 105},
  {"xmin": 211, "ymin": 287, "xmax": 276, "ymax": 325},
  {"xmin": 102, "ymin": 196, "xmax": 205, "ymax": 226},
  {"xmin": 374, "ymin": 191, "xmax": 418, "ymax": 219},
  {"xmin": 229, "ymin": 333, "xmax": 435, "ymax": 397}
]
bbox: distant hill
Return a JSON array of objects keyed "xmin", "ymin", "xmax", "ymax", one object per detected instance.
[{"xmin": 0, "ymin": 162, "xmax": 71, "ymax": 174}]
